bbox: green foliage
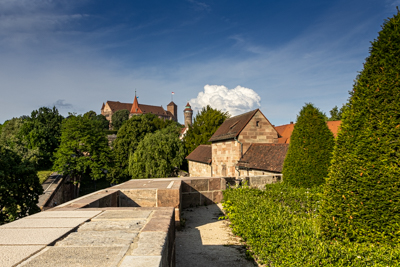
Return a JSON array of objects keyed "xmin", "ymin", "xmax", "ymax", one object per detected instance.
[
  {"xmin": 282, "ymin": 103, "xmax": 335, "ymax": 188},
  {"xmin": 0, "ymin": 145, "xmax": 43, "ymax": 225},
  {"xmin": 53, "ymin": 114, "xmax": 111, "ymax": 195},
  {"xmin": 184, "ymin": 105, "xmax": 229, "ymax": 155},
  {"xmin": 328, "ymin": 104, "xmax": 347, "ymax": 121},
  {"xmin": 111, "ymin": 114, "xmax": 172, "ymax": 182},
  {"xmin": 111, "ymin": 109, "xmax": 129, "ymax": 130},
  {"xmin": 20, "ymin": 106, "xmax": 64, "ymax": 169},
  {"xmin": 320, "ymin": 11, "xmax": 400, "ymax": 243},
  {"xmin": 128, "ymin": 125, "xmax": 186, "ymax": 178},
  {"xmin": 0, "ymin": 117, "xmax": 39, "ymax": 165},
  {"xmin": 223, "ymin": 184, "xmax": 400, "ymax": 266},
  {"xmin": 84, "ymin": 110, "xmax": 109, "ymax": 130},
  {"xmin": 37, "ymin": 170, "xmax": 53, "ymax": 184}
]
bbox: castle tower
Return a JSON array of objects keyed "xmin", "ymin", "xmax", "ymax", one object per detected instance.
[
  {"xmin": 129, "ymin": 92, "xmax": 143, "ymax": 118},
  {"xmin": 184, "ymin": 102, "xmax": 193, "ymax": 128},
  {"xmin": 167, "ymin": 101, "xmax": 177, "ymax": 122}
]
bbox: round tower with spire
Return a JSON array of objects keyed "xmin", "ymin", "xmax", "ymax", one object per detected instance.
[{"xmin": 184, "ymin": 102, "xmax": 193, "ymax": 128}]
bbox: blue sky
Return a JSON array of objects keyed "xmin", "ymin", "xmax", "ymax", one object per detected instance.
[{"xmin": 0, "ymin": 0, "xmax": 398, "ymax": 125}]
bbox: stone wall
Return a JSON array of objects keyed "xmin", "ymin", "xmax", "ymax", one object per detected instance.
[
  {"xmin": 188, "ymin": 161, "xmax": 211, "ymax": 177},
  {"xmin": 238, "ymin": 110, "xmax": 279, "ymax": 153},
  {"xmin": 211, "ymin": 140, "xmax": 241, "ymax": 177}
]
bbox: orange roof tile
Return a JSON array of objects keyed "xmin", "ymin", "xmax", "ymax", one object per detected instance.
[{"xmin": 275, "ymin": 121, "xmax": 342, "ymax": 144}]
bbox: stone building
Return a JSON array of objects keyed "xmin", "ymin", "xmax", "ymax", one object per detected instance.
[
  {"xmin": 186, "ymin": 109, "xmax": 283, "ymax": 177},
  {"xmin": 101, "ymin": 94, "xmax": 177, "ymax": 125}
]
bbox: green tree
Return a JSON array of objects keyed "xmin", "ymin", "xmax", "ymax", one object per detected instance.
[
  {"xmin": 184, "ymin": 105, "xmax": 229, "ymax": 155},
  {"xmin": 53, "ymin": 114, "xmax": 111, "ymax": 197},
  {"xmin": 84, "ymin": 110, "xmax": 109, "ymax": 130},
  {"xmin": 110, "ymin": 113, "xmax": 171, "ymax": 182},
  {"xmin": 20, "ymin": 106, "xmax": 64, "ymax": 169},
  {"xmin": 95, "ymin": 114, "xmax": 109, "ymax": 130},
  {"xmin": 327, "ymin": 104, "xmax": 347, "ymax": 121},
  {"xmin": 111, "ymin": 109, "xmax": 129, "ymax": 130},
  {"xmin": 320, "ymin": 11, "xmax": 400, "ymax": 243},
  {"xmin": 0, "ymin": 117, "xmax": 39, "ymax": 165},
  {"xmin": 0, "ymin": 145, "xmax": 43, "ymax": 225},
  {"xmin": 282, "ymin": 103, "xmax": 334, "ymax": 188},
  {"xmin": 128, "ymin": 124, "xmax": 186, "ymax": 178}
]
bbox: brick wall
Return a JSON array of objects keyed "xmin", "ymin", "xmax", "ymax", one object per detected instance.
[
  {"xmin": 238, "ymin": 110, "xmax": 279, "ymax": 154},
  {"xmin": 188, "ymin": 161, "xmax": 211, "ymax": 177}
]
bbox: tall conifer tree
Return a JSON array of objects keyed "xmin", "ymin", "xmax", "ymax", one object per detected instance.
[
  {"xmin": 282, "ymin": 103, "xmax": 334, "ymax": 188},
  {"xmin": 320, "ymin": 11, "xmax": 400, "ymax": 243}
]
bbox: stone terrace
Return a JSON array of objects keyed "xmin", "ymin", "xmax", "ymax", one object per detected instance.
[{"xmin": 0, "ymin": 175, "xmax": 279, "ymax": 267}]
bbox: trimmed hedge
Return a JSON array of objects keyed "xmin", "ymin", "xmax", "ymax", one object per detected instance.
[
  {"xmin": 319, "ymin": 11, "xmax": 400, "ymax": 243},
  {"xmin": 282, "ymin": 103, "xmax": 334, "ymax": 188},
  {"xmin": 222, "ymin": 184, "xmax": 400, "ymax": 266}
]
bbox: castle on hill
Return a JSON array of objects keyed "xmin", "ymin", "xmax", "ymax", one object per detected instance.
[{"xmin": 101, "ymin": 94, "xmax": 193, "ymax": 128}]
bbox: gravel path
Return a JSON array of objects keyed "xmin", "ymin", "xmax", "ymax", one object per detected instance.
[{"xmin": 176, "ymin": 204, "xmax": 257, "ymax": 267}]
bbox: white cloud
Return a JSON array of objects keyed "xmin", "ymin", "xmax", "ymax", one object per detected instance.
[{"xmin": 189, "ymin": 85, "xmax": 261, "ymax": 116}]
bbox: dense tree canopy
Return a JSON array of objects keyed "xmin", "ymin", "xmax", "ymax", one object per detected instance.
[
  {"xmin": 53, "ymin": 114, "xmax": 111, "ymax": 197},
  {"xmin": 282, "ymin": 103, "xmax": 334, "ymax": 188},
  {"xmin": 111, "ymin": 109, "xmax": 129, "ymax": 130},
  {"xmin": 0, "ymin": 145, "xmax": 43, "ymax": 225},
  {"xmin": 20, "ymin": 106, "xmax": 64, "ymax": 169},
  {"xmin": 111, "ymin": 114, "xmax": 176, "ymax": 182},
  {"xmin": 320, "ymin": 11, "xmax": 400, "ymax": 243},
  {"xmin": 184, "ymin": 105, "xmax": 229, "ymax": 155},
  {"xmin": 128, "ymin": 125, "xmax": 186, "ymax": 178},
  {"xmin": 0, "ymin": 117, "xmax": 39, "ymax": 165}
]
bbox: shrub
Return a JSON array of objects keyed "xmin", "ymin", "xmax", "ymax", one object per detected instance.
[
  {"xmin": 282, "ymin": 103, "xmax": 334, "ymax": 188},
  {"xmin": 319, "ymin": 11, "xmax": 400, "ymax": 243},
  {"xmin": 222, "ymin": 184, "xmax": 400, "ymax": 266}
]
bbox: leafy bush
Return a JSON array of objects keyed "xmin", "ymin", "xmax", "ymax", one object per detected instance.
[
  {"xmin": 222, "ymin": 184, "xmax": 400, "ymax": 266},
  {"xmin": 282, "ymin": 103, "xmax": 334, "ymax": 188},
  {"xmin": 320, "ymin": 11, "xmax": 400, "ymax": 243}
]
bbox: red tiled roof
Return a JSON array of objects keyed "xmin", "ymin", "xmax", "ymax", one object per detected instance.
[
  {"xmin": 209, "ymin": 109, "xmax": 258, "ymax": 142},
  {"xmin": 130, "ymin": 96, "xmax": 143, "ymax": 114},
  {"xmin": 105, "ymin": 101, "xmax": 170, "ymax": 117},
  {"xmin": 326, "ymin": 121, "xmax": 341, "ymax": 138},
  {"xmin": 167, "ymin": 101, "xmax": 177, "ymax": 107},
  {"xmin": 185, "ymin": 145, "xmax": 212, "ymax": 164},
  {"xmin": 275, "ymin": 121, "xmax": 342, "ymax": 144},
  {"xmin": 237, "ymin": 143, "xmax": 289, "ymax": 173}
]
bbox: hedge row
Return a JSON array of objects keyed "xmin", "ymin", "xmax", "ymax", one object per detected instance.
[{"xmin": 222, "ymin": 183, "xmax": 400, "ymax": 266}]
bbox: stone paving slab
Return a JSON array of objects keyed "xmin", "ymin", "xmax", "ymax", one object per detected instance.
[
  {"xmin": 119, "ymin": 255, "xmax": 162, "ymax": 267},
  {"xmin": 78, "ymin": 220, "xmax": 146, "ymax": 232},
  {"xmin": 0, "ymin": 228, "xmax": 74, "ymax": 245},
  {"xmin": 127, "ymin": 231, "xmax": 167, "ymax": 256},
  {"xmin": 56, "ymin": 230, "xmax": 138, "ymax": 247},
  {"xmin": 0, "ymin": 218, "xmax": 89, "ymax": 228},
  {"xmin": 27, "ymin": 210, "xmax": 102, "ymax": 218},
  {"xmin": 0, "ymin": 245, "xmax": 45, "ymax": 267},
  {"xmin": 18, "ymin": 246, "xmax": 128, "ymax": 267},
  {"xmin": 92, "ymin": 210, "xmax": 152, "ymax": 220}
]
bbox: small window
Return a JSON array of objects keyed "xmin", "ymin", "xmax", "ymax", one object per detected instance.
[{"xmin": 256, "ymin": 121, "xmax": 260, "ymax": 127}]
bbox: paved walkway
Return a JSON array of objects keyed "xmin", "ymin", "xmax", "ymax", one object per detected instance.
[{"xmin": 176, "ymin": 204, "xmax": 257, "ymax": 267}]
